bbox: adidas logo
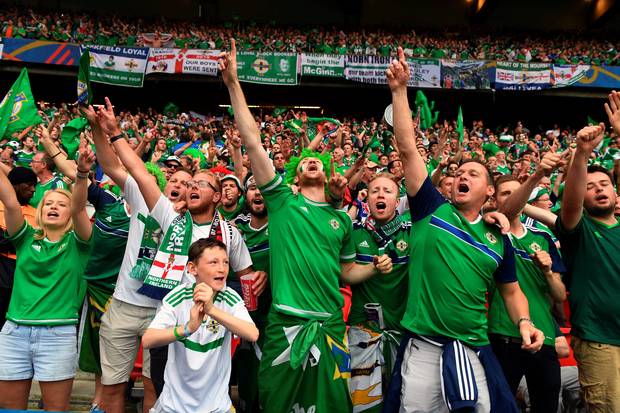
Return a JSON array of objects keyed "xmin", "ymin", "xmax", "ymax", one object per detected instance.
[
  {"xmin": 105, "ymin": 216, "xmax": 112, "ymax": 223},
  {"xmin": 358, "ymin": 240, "xmax": 369, "ymax": 248},
  {"xmin": 300, "ymin": 206, "xmax": 308, "ymax": 213},
  {"xmin": 31, "ymin": 244, "xmax": 41, "ymax": 252}
]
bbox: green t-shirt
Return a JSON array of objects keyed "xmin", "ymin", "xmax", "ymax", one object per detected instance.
[
  {"xmin": 217, "ymin": 198, "xmax": 245, "ymax": 221},
  {"xmin": 14, "ymin": 149, "xmax": 35, "ymax": 168},
  {"xmin": 234, "ymin": 213, "xmax": 271, "ymax": 327},
  {"xmin": 402, "ymin": 178, "xmax": 517, "ymax": 346},
  {"xmin": 488, "ymin": 225, "xmax": 565, "ymax": 346},
  {"xmin": 482, "ymin": 142, "xmax": 501, "ymax": 157},
  {"xmin": 7, "ymin": 222, "xmax": 92, "ymax": 325},
  {"xmin": 349, "ymin": 218, "xmax": 410, "ymax": 331},
  {"xmin": 30, "ymin": 176, "xmax": 67, "ymax": 208},
  {"xmin": 30, "ymin": 176, "xmax": 68, "ymax": 208},
  {"xmin": 259, "ymin": 175, "xmax": 355, "ymax": 319},
  {"xmin": 83, "ymin": 197, "xmax": 130, "ymax": 282},
  {"xmin": 496, "ymin": 164, "xmax": 511, "ymax": 175},
  {"xmin": 557, "ymin": 214, "xmax": 620, "ymax": 345}
]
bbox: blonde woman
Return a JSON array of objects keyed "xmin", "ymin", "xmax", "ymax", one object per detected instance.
[{"xmin": 0, "ymin": 143, "xmax": 94, "ymax": 411}]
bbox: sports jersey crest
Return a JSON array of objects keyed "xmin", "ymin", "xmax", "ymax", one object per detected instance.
[
  {"xmin": 529, "ymin": 242, "xmax": 541, "ymax": 252},
  {"xmin": 330, "ymin": 219, "xmax": 340, "ymax": 230},
  {"xmin": 485, "ymin": 232, "xmax": 497, "ymax": 244},
  {"xmin": 396, "ymin": 240, "xmax": 408, "ymax": 251}
]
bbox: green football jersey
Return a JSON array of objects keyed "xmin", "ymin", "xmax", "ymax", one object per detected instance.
[
  {"xmin": 349, "ymin": 218, "xmax": 410, "ymax": 331},
  {"xmin": 557, "ymin": 214, "xmax": 620, "ymax": 345},
  {"xmin": 488, "ymin": 225, "xmax": 565, "ymax": 346},
  {"xmin": 233, "ymin": 213, "xmax": 269, "ymax": 273},
  {"xmin": 234, "ymin": 212, "xmax": 271, "ymax": 327},
  {"xmin": 30, "ymin": 176, "xmax": 68, "ymax": 208},
  {"xmin": 7, "ymin": 222, "xmax": 92, "ymax": 325},
  {"xmin": 14, "ymin": 150, "xmax": 35, "ymax": 168},
  {"xmin": 218, "ymin": 198, "xmax": 245, "ymax": 221},
  {"xmin": 402, "ymin": 178, "xmax": 517, "ymax": 346},
  {"xmin": 83, "ymin": 200, "xmax": 130, "ymax": 282},
  {"xmin": 259, "ymin": 175, "xmax": 355, "ymax": 319}
]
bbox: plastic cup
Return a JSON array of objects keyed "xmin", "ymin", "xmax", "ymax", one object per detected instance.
[{"xmin": 240, "ymin": 274, "xmax": 258, "ymax": 311}]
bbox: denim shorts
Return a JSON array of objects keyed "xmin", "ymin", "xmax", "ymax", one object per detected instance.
[{"xmin": 0, "ymin": 321, "xmax": 77, "ymax": 381}]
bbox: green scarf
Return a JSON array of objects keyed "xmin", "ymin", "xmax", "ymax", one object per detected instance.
[
  {"xmin": 129, "ymin": 213, "xmax": 163, "ymax": 281},
  {"xmin": 138, "ymin": 211, "xmax": 194, "ymax": 299}
]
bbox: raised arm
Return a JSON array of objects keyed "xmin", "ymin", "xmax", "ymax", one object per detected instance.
[
  {"xmin": 219, "ymin": 39, "xmax": 275, "ymax": 186},
  {"xmin": 386, "ymin": 47, "xmax": 428, "ymax": 197},
  {"xmin": 227, "ymin": 133, "xmax": 245, "ymax": 181},
  {"xmin": 522, "ymin": 204, "xmax": 558, "ymax": 228},
  {"xmin": 36, "ymin": 125, "xmax": 78, "ymax": 182},
  {"xmin": 0, "ymin": 167, "xmax": 24, "ymax": 236},
  {"xmin": 82, "ymin": 105, "xmax": 128, "ymax": 189},
  {"xmin": 561, "ymin": 124, "xmax": 605, "ymax": 231},
  {"xmin": 72, "ymin": 144, "xmax": 94, "ymax": 241},
  {"xmin": 499, "ymin": 152, "xmax": 562, "ymax": 220},
  {"xmin": 98, "ymin": 98, "xmax": 162, "ymax": 211}
]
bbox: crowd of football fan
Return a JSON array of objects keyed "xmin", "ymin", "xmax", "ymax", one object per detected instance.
[
  {"xmin": 0, "ymin": 43, "xmax": 619, "ymax": 413},
  {"xmin": 2, "ymin": 7, "xmax": 620, "ymax": 64}
]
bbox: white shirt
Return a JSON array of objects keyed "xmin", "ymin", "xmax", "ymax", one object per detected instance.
[
  {"xmin": 113, "ymin": 175, "xmax": 161, "ymax": 308},
  {"xmin": 150, "ymin": 194, "xmax": 253, "ymax": 284},
  {"xmin": 150, "ymin": 284, "xmax": 253, "ymax": 413}
]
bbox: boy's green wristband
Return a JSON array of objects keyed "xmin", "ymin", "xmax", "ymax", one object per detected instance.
[{"xmin": 173, "ymin": 325, "xmax": 185, "ymax": 341}]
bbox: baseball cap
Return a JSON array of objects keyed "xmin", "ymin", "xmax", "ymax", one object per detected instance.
[
  {"xmin": 163, "ymin": 155, "xmax": 182, "ymax": 167},
  {"xmin": 220, "ymin": 174, "xmax": 243, "ymax": 192}
]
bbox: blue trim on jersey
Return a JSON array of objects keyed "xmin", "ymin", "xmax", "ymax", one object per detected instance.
[
  {"xmin": 513, "ymin": 248, "xmax": 533, "ymax": 261},
  {"xmin": 355, "ymin": 254, "xmax": 374, "ymax": 263},
  {"xmin": 247, "ymin": 241, "xmax": 270, "ymax": 254},
  {"xmin": 391, "ymin": 256, "xmax": 409, "ymax": 264},
  {"xmin": 430, "ymin": 216, "xmax": 502, "ymax": 266},
  {"xmin": 95, "ymin": 219, "xmax": 130, "ymax": 238}
]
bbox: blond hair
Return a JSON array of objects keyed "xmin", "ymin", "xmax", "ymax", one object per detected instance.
[{"xmin": 34, "ymin": 189, "xmax": 74, "ymax": 240}]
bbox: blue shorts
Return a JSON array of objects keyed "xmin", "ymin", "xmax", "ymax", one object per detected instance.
[{"xmin": 0, "ymin": 321, "xmax": 77, "ymax": 381}]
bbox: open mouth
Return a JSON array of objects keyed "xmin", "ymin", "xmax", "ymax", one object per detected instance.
[
  {"xmin": 307, "ymin": 164, "xmax": 319, "ymax": 172},
  {"xmin": 376, "ymin": 201, "xmax": 386, "ymax": 212},
  {"xmin": 595, "ymin": 195, "xmax": 608, "ymax": 202},
  {"xmin": 253, "ymin": 199, "xmax": 264, "ymax": 206},
  {"xmin": 457, "ymin": 183, "xmax": 470, "ymax": 194},
  {"xmin": 189, "ymin": 192, "xmax": 200, "ymax": 200},
  {"xmin": 213, "ymin": 276, "xmax": 226, "ymax": 282},
  {"xmin": 171, "ymin": 190, "xmax": 180, "ymax": 198},
  {"xmin": 47, "ymin": 211, "xmax": 59, "ymax": 218}
]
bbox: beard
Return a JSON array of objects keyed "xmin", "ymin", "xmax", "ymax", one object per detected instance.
[
  {"xmin": 586, "ymin": 203, "xmax": 615, "ymax": 218},
  {"xmin": 247, "ymin": 200, "xmax": 267, "ymax": 217}
]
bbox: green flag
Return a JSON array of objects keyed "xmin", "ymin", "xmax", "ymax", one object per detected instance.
[
  {"xmin": 457, "ymin": 106, "xmax": 464, "ymax": 143},
  {"xmin": 61, "ymin": 117, "xmax": 89, "ymax": 160},
  {"xmin": 414, "ymin": 91, "xmax": 438, "ymax": 130},
  {"xmin": 163, "ymin": 102, "xmax": 179, "ymax": 117},
  {"xmin": 284, "ymin": 117, "xmax": 340, "ymax": 139},
  {"xmin": 272, "ymin": 107, "xmax": 287, "ymax": 117},
  {"xmin": 77, "ymin": 49, "xmax": 92, "ymax": 106},
  {"xmin": 0, "ymin": 68, "xmax": 43, "ymax": 139},
  {"xmin": 227, "ymin": 106, "xmax": 234, "ymax": 117}
]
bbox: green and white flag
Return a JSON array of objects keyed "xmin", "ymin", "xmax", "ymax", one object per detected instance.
[
  {"xmin": 236, "ymin": 52, "xmax": 298, "ymax": 85},
  {"xmin": 86, "ymin": 46, "xmax": 148, "ymax": 88},
  {"xmin": 77, "ymin": 49, "xmax": 92, "ymax": 105},
  {"xmin": 284, "ymin": 117, "xmax": 340, "ymax": 139},
  {"xmin": 0, "ymin": 68, "xmax": 42, "ymax": 139}
]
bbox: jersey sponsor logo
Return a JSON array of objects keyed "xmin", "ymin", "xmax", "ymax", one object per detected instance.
[
  {"xmin": 330, "ymin": 219, "xmax": 340, "ymax": 230},
  {"xmin": 396, "ymin": 240, "xmax": 408, "ymax": 252},
  {"xmin": 358, "ymin": 240, "xmax": 369, "ymax": 248},
  {"xmin": 485, "ymin": 232, "xmax": 498, "ymax": 244},
  {"xmin": 290, "ymin": 403, "xmax": 316, "ymax": 413},
  {"xmin": 529, "ymin": 242, "xmax": 541, "ymax": 252}
]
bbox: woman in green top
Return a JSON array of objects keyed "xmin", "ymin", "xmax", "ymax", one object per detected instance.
[{"xmin": 0, "ymin": 143, "xmax": 94, "ymax": 411}]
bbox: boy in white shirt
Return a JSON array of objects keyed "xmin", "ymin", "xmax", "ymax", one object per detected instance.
[{"xmin": 143, "ymin": 238, "xmax": 259, "ymax": 413}]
